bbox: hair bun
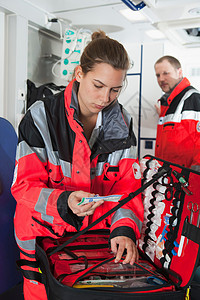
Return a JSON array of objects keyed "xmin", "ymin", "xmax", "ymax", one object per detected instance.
[{"xmin": 91, "ymin": 30, "xmax": 108, "ymax": 40}]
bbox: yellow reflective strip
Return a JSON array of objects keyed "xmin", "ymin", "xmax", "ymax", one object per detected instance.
[{"xmin": 185, "ymin": 286, "xmax": 190, "ymax": 300}]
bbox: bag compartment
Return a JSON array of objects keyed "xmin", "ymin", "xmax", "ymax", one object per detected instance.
[
  {"xmin": 139, "ymin": 155, "xmax": 200, "ymax": 289},
  {"xmin": 35, "ymin": 233, "xmax": 180, "ymax": 299}
]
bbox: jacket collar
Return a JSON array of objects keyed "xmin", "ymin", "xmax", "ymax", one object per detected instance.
[
  {"xmin": 166, "ymin": 77, "xmax": 190, "ymax": 106},
  {"xmin": 64, "ymin": 79, "xmax": 130, "ymax": 142}
]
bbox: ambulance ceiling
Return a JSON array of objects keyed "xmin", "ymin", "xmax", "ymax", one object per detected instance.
[{"xmin": 25, "ymin": 0, "xmax": 200, "ymax": 47}]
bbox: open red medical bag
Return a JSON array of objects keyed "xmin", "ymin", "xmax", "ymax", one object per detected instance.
[
  {"xmin": 139, "ymin": 156, "xmax": 200, "ymax": 290},
  {"xmin": 17, "ymin": 156, "xmax": 200, "ymax": 300}
]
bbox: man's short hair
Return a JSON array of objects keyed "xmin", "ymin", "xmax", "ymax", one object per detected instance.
[{"xmin": 155, "ymin": 55, "xmax": 181, "ymax": 69}]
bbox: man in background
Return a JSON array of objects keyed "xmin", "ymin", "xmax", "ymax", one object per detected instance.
[{"xmin": 154, "ymin": 55, "xmax": 200, "ymax": 171}]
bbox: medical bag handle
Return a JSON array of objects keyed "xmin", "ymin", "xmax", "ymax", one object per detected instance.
[{"xmin": 49, "ymin": 165, "xmax": 171, "ymax": 256}]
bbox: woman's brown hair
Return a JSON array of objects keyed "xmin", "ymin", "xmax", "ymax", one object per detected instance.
[{"xmin": 80, "ymin": 30, "xmax": 130, "ymax": 75}]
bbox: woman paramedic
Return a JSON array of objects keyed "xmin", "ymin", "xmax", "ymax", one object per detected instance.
[{"xmin": 11, "ymin": 30, "xmax": 144, "ymax": 300}]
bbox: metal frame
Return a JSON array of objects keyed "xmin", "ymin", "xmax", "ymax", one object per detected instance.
[
  {"xmin": 5, "ymin": 14, "xmax": 28, "ymax": 129},
  {"xmin": 127, "ymin": 44, "xmax": 143, "ymax": 159}
]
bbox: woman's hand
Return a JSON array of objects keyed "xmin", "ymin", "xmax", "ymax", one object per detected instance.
[
  {"xmin": 110, "ymin": 236, "xmax": 139, "ymax": 265},
  {"xmin": 68, "ymin": 190, "xmax": 104, "ymax": 217}
]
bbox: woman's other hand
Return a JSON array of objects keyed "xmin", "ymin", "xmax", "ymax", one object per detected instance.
[{"xmin": 110, "ymin": 236, "xmax": 139, "ymax": 265}]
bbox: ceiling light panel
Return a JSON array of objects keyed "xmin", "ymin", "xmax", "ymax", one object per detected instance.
[
  {"xmin": 145, "ymin": 29, "xmax": 165, "ymax": 39},
  {"xmin": 119, "ymin": 8, "xmax": 147, "ymax": 22}
]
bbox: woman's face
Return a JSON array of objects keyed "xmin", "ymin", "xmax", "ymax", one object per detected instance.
[{"xmin": 75, "ymin": 63, "xmax": 126, "ymax": 117}]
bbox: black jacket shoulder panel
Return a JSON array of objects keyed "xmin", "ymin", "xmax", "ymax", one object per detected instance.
[
  {"xmin": 183, "ymin": 89, "xmax": 200, "ymax": 112},
  {"xmin": 166, "ymin": 86, "xmax": 193, "ymax": 115},
  {"xmin": 18, "ymin": 110, "xmax": 45, "ymax": 148},
  {"xmin": 43, "ymin": 91, "xmax": 76, "ymax": 162},
  {"xmin": 20, "ymin": 91, "xmax": 76, "ymax": 163}
]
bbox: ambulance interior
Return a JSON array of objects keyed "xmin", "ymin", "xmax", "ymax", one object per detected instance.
[{"xmin": 0, "ymin": 0, "xmax": 200, "ymax": 298}]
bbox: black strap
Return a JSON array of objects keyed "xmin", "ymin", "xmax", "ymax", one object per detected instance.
[
  {"xmin": 17, "ymin": 259, "xmax": 40, "ymax": 268},
  {"xmin": 16, "ymin": 259, "xmax": 46, "ymax": 284},
  {"xmin": 144, "ymin": 154, "xmax": 200, "ymax": 176},
  {"xmin": 182, "ymin": 218, "xmax": 200, "ymax": 244},
  {"xmin": 49, "ymin": 165, "xmax": 170, "ymax": 256},
  {"xmin": 73, "ymin": 257, "xmax": 114, "ymax": 285}
]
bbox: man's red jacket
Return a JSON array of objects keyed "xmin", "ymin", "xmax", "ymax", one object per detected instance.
[{"xmin": 155, "ymin": 77, "xmax": 200, "ymax": 171}]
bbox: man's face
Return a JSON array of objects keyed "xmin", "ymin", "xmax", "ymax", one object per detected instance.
[{"xmin": 155, "ymin": 60, "xmax": 183, "ymax": 93}]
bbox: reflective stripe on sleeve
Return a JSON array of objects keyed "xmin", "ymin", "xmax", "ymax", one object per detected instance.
[
  {"xmin": 17, "ymin": 141, "xmax": 72, "ymax": 178},
  {"xmin": 191, "ymin": 165, "xmax": 200, "ymax": 172},
  {"xmin": 34, "ymin": 188, "xmax": 55, "ymax": 223},
  {"xmin": 15, "ymin": 231, "xmax": 36, "ymax": 252},
  {"xmin": 16, "ymin": 140, "xmax": 47, "ymax": 163},
  {"xmin": 159, "ymin": 110, "xmax": 200, "ymax": 125},
  {"xmin": 111, "ymin": 208, "xmax": 142, "ymax": 232},
  {"xmin": 182, "ymin": 110, "xmax": 200, "ymax": 121},
  {"xmin": 12, "ymin": 163, "xmax": 18, "ymax": 186}
]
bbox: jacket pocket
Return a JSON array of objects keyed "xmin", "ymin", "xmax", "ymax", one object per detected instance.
[
  {"xmin": 163, "ymin": 122, "xmax": 175, "ymax": 130},
  {"xmin": 101, "ymin": 163, "xmax": 120, "ymax": 195},
  {"xmin": 103, "ymin": 163, "xmax": 120, "ymax": 181},
  {"xmin": 48, "ymin": 167, "xmax": 65, "ymax": 188}
]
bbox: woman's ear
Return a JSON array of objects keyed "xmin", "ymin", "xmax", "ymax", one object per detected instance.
[{"xmin": 75, "ymin": 65, "xmax": 83, "ymax": 82}]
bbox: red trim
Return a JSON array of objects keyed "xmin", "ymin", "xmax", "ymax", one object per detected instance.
[{"xmin": 166, "ymin": 77, "xmax": 190, "ymax": 108}]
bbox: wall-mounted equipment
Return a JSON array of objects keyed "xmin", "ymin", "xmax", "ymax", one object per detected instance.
[{"xmin": 60, "ymin": 28, "xmax": 91, "ymax": 82}]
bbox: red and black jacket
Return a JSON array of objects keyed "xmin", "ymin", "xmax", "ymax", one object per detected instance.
[
  {"xmin": 11, "ymin": 80, "xmax": 143, "ymax": 259},
  {"xmin": 155, "ymin": 77, "xmax": 200, "ymax": 170}
]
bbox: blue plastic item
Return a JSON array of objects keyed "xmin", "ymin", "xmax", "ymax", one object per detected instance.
[
  {"xmin": 121, "ymin": 0, "xmax": 146, "ymax": 11},
  {"xmin": 0, "ymin": 117, "xmax": 22, "ymax": 294}
]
